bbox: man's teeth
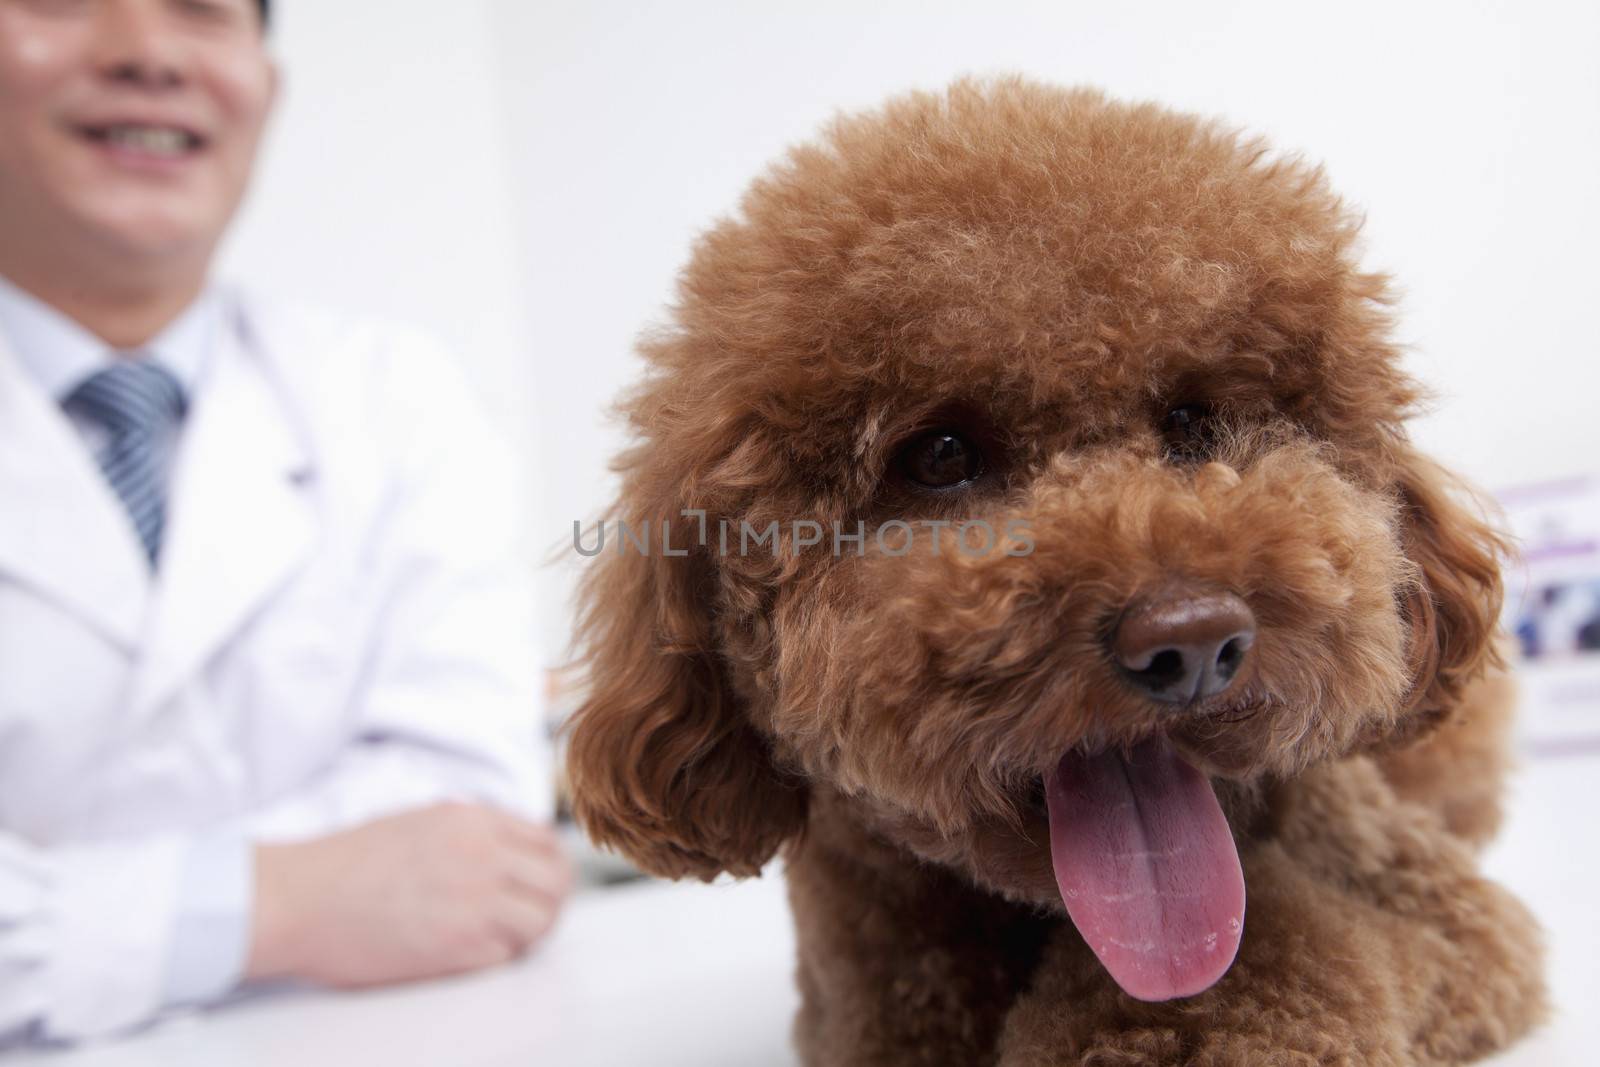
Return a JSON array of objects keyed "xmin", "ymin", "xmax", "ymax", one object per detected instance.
[{"xmin": 102, "ymin": 126, "xmax": 195, "ymax": 156}]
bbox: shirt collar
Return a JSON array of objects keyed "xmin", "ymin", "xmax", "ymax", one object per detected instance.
[{"xmin": 0, "ymin": 272, "xmax": 219, "ymax": 402}]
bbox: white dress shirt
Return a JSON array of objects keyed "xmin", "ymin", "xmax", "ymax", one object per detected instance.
[
  {"xmin": 0, "ymin": 275, "xmax": 218, "ymax": 463},
  {"xmin": 0, "ymin": 277, "xmax": 551, "ymax": 1046}
]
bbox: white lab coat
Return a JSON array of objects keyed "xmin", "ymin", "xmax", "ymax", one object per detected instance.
[{"xmin": 0, "ymin": 289, "xmax": 550, "ymax": 1043}]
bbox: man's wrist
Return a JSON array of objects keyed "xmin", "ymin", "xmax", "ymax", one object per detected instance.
[{"xmin": 243, "ymin": 842, "xmax": 309, "ymax": 983}]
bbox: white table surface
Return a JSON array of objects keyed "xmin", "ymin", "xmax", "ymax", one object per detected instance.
[{"xmin": 10, "ymin": 753, "xmax": 1593, "ymax": 1067}]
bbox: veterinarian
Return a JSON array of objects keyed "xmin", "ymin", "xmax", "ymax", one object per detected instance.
[{"xmin": 0, "ymin": 0, "xmax": 570, "ymax": 1046}]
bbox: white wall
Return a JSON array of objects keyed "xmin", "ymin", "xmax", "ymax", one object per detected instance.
[{"xmin": 494, "ymin": 0, "xmax": 1600, "ymax": 664}]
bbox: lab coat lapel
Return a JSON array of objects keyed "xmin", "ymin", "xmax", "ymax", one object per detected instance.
[
  {"xmin": 0, "ymin": 336, "xmax": 148, "ymax": 649},
  {"xmin": 128, "ymin": 311, "xmax": 317, "ymax": 719}
]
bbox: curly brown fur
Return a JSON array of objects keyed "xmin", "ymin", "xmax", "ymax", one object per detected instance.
[{"xmin": 566, "ymin": 77, "xmax": 1544, "ymax": 1065}]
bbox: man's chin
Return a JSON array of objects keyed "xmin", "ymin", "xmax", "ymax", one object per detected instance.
[{"xmin": 75, "ymin": 204, "xmax": 223, "ymax": 265}]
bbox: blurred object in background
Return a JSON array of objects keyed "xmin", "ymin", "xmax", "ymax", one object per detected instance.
[{"xmin": 1500, "ymin": 476, "xmax": 1600, "ymax": 753}]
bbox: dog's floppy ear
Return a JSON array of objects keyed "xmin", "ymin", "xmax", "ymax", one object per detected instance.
[
  {"xmin": 564, "ymin": 508, "xmax": 806, "ymax": 881},
  {"xmin": 1390, "ymin": 441, "xmax": 1508, "ymax": 728}
]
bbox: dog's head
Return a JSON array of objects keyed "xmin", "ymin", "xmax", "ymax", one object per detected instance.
[{"xmin": 566, "ymin": 78, "xmax": 1504, "ymax": 999}]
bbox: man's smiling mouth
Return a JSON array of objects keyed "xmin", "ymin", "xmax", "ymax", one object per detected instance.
[{"xmin": 74, "ymin": 122, "xmax": 209, "ymax": 159}]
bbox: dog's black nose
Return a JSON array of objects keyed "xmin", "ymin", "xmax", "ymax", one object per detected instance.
[{"xmin": 1111, "ymin": 590, "xmax": 1256, "ymax": 705}]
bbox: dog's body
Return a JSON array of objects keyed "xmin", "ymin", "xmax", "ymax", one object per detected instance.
[{"xmin": 567, "ymin": 79, "xmax": 1545, "ymax": 1065}]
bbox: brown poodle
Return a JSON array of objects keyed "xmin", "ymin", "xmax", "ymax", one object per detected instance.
[{"xmin": 565, "ymin": 77, "xmax": 1546, "ymax": 1065}]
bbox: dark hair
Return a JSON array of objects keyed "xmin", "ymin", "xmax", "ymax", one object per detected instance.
[{"xmin": 258, "ymin": 0, "xmax": 269, "ymax": 24}]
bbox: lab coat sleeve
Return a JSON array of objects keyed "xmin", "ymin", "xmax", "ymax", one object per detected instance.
[
  {"xmin": 241, "ymin": 332, "xmax": 553, "ymax": 843},
  {"xmin": 1, "ymin": 830, "xmax": 188, "ymax": 1045},
  {"xmin": 162, "ymin": 833, "xmax": 252, "ymax": 1006}
]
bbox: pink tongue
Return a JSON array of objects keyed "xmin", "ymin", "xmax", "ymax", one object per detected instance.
[{"xmin": 1045, "ymin": 737, "xmax": 1245, "ymax": 1001}]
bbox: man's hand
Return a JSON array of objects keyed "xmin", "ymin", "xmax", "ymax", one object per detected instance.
[{"xmin": 245, "ymin": 802, "xmax": 574, "ymax": 988}]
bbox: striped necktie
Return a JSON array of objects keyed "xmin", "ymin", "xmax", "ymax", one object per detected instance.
[{"xmin": 62, "ymin": 360, "xmax": 188, "ymax": 566}]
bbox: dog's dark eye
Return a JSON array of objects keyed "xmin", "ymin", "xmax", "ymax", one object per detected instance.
[
  {"xmin": 1160, "ymin": 403, "xmax": 1216, "ymax": 459},
  {"xmin": 899, "ymin": 430, "xmax": 984, "ymax": 489}
]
